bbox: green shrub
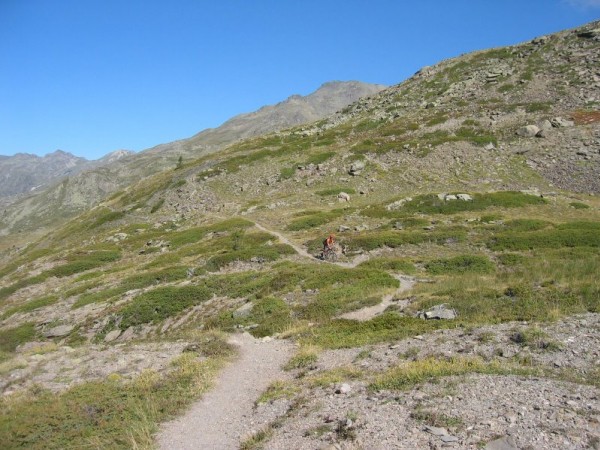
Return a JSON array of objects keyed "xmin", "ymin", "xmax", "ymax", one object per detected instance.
[
  {"xmin": 1, "ymin": 296, "xmax": 59, "ymax": 320},
  {"xmin": 205, "ymin": 244, "xmax": 295, "ymax": 272},
  {"xmin": 345, "ymin": 229, "xmax": 466, "ymax": 252},
  {"xmin": 315, "ymin": 188, "xmax": 356, "ymax": 197},
  {"xmin": 119, "ymin": 285, "xmax": 212, "ymax": 329},
  {"xmin": 569, "ymin": 202, "xmax": 590, "ymax": 210},
  {"xmin": 0, "ymin": 323, "xmax": 37, "ymax": 352},
  {"xmin": 279, "ymin": 166, "xmax": 296, "ymax": 180},
  {"xmin": 426, "ymin": 255, "xmax": 495, "ymax": 275},
  {"xmin": 497, "ymin": 253, "xmax": 526, "ymax": 266},
  {"xmin": 503, "ymin": 219, "xmax": 552, "ymax": 232},
  {"xmin": 489, "ymin": 229, "xmax": 600, "ymax": 250},
  {"xmin": 305, "ymin": 151, "xmax": 335, "ymax": 165},
  {"xmin": 306, "ymin": 314, "xmax": 445, "ymax": 349},
  {"xmin": 287, "ymin": 210, "xmax": 346, "ymax": 231},
  {"xmin": 358, "ymin": 258, "xmax": 416, "ymax": 274},
  {"xmin": 150, "ymin": 198, "xmax": 165, "ymax": 213}
]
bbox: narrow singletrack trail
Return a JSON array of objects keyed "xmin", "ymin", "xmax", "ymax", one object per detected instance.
[
  {"xmin": 338, "ymin": 274, "xmax": 416, "ymax": 321},
  {"xmin": 253, "ymin": 221, "xmax": 368, "ymax": 268},
  {"xmin": 156, "ymin": 332, "xmax": 293, "ymax": 450}
]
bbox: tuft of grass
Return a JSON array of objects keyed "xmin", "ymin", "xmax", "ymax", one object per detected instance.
[
  {"xmin": 411, "ymin": 408, "xmax": 464, "ymax": 429},
  {"xmin": 569, "ymin": 202, "xmax": 590, "ymax": 210},
  {"xmin": 510, "ymin": 327, "xmax": 561, "ymax": 351},
  {"xmin": 256, "ymin": 380, "xmax": 299, "ymax": 404},
  {"xmin": 315, "ymin": 187, "xmax": 356, "ymax": 197},
  {"xmin": 370, "ymin": 356, "xmax": 533, "ymax": 391},
  {"xmin": 284, "ymin": 346, "xmax": 320, "ymax": 371},
  {"xmin": 0, "ymin": 323, "xmax": 38, "ymax": 353},
  {"xmin": 305, "ymin": 366, "xmax": 364, "ymax": 388}
]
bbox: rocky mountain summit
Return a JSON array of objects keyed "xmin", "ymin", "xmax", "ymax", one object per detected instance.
[
  {"xmin": 0, "ymin": 21, "xmax": 599, "ymax": 450},
  {"xmin": 0, "ymin": 81, "xmax": 385, "ymax": 236},
  {"xmin": 0, "ymin": 150, "xmax": 88, "ymax": 198}
]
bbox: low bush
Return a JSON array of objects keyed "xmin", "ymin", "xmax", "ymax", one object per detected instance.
[
  {"xmin": 119, "ymin": 285, "xmax": 212, "ymax": 329},
  {"xmin": 489, "ymin": 229, "xmax": 600, "ymax": 250},
  {"xmin": 0, "ymin": 323, "xmax": 37, "ymax": 353},
  {"xmin": 425, "ymin": 255, "xmax": 495, "ymax": 275},
  {"xmin": 1, "ymin": 296, "xmax": 59, "ymax": 320}
]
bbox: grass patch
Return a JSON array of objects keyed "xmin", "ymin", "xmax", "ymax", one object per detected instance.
[
  {"xmin": 287, "ymin": 209, "xmax": 347, "ymax": 231},
  {"xmin": 489, "ymin": 228, "xmax": 600, "ymax": 250},
  {"xmin": 425, "ymin": 255, "xmax": 495, "ymax": 275},
  {"xmin": 205, "ymin": 244, "xmax": 295, "ymax": 272},
  {"xmin": 315, "ymin": 187, "xmax": 356, "ymax": 197},
  {"xmin": 358, "ymin": 258, "xmax": 416, "ymax": 274},
  {"xmin": 256, "ymin": 380, "xmax": 299, "ymax": 404},
  {"xmin": 0, "ymin": 323, "xmax": 37, "ymax": 353},
  {"xmin": 1, "ymin": 296, "xmax": 59, "ymax": 320},
  {"xmin": 569, "ymin": 202, "xmax": 590, "ymax": 210},
  {"xmin": 370, "ymin": 356, "xmax": 532, "ymax": 391},
  {"xmin": 305, "ymin": 313, "xmax": 446, "ymax": 349},
  {"xmin": 0, "ymin": 344, "xmax": 231, "ymax": 449},
  {"xmin": 284, "ymin": 346, "xmax": 320, "ymax": 371},
  {"xmin": 344, "ymin": 228, "xmax": 466, "ymax": 252},
  {"xmin": 119, "ymin": 285, "xmax": 212, "ymax": 329}
]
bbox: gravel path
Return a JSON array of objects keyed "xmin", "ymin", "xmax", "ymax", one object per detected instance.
[
  {"xmin": 338, "ymin": 275, "xmax": 415, "ymax": 321},
  {"xmin": 156, "ymin": 332, "xmax": 293, "ymax": 450},
  {"xmin": 253, "ymin": 221, "xmax": 369, "ymax": 268}
]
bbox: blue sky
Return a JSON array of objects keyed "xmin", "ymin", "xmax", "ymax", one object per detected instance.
[{"xmin": 1, "ymin": 0, "xmax": 599, "ymax": 160}]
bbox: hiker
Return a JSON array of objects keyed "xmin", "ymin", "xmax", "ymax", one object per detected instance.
[{"xmin": 323, "ymin": 234, "xmax": 335, "ymax": 252}]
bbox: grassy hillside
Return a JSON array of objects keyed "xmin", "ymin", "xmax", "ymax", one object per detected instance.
[{"xmin": 0, "ymin": 20, "xmax": 599, "ymax": 449}]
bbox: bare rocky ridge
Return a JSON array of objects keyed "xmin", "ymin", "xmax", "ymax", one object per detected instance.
[{"xmin": 0, "ymin": 81, "xmax": 385, "ymax": 236}]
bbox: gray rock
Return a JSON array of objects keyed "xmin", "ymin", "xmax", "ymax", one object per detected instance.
[
  {"xmin": 424, "ymin": 425, "xmax": 449, "ymax": 436},
  {"xmin": 335, "ymin": 383, "xmax": 352, "ymax": 394},
  {"xmin": 441, "ymin": 435, "xmax": 459, "ymax": 443},
  {"xmin": 233, "ymin": 302, "xmax": 254, "ymax": 319},
  {"xmin": 338, "ymin": 192, "xmax": 351, "ymax": 202},
  {"xmin": 516, "ymin": 125, "xmax": 540, "ymax": 137},
  {"xmin": 338, "ymin": 225, "xmax": 351, "ymax": 232},
  {"xmin": 457, "ymin": 193, "xmax": 472, "ymax": 201},
  {"xmin": 418, "ymin": 304, "xmax": 457, "ymax": 320},
  {"xmin": 104, "ymin": 329, "xmax": 122, "ymax": 342},
  {"xmin": 540, "ymin": 119, "xmax": 553, "ymax": 130},
  {"xmin": 445, "ymin": 194, "xmax": 458, "ymax": 201},
  {"xmin": 551, "ymin": 117, "xmax": 574, "ymax": 128},
  {"xmin": 120, "ymin": 326, "xmax": 135, "ymax": 341},
  {"xmin": 484, "ymin": 142, "xmax": 496, "ymax": 150},
  {"xmin": 484, "ymin": 435, "xmax": 519, "ymax": 450},
  {"xmin": 44, "ymin": 325, "xmax": 74, "ymax": 338}
]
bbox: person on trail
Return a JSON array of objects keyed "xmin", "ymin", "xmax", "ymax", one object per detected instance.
[{"xmin": 323, "ymin": 234, "xmax": 335, "ymax": 252}]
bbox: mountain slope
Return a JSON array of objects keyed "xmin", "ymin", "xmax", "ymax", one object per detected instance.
[
  {"xmin": 0, "ymin": 21, "xmax": 599, "ymax": 450},
  {"xmin": 0, "ymin": 81, "xmax": 385, "ymax": 236}
]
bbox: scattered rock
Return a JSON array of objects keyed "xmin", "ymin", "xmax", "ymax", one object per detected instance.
[
  {"xmin": 485, "ymin": 435, "xmax": 519, "ymax": 450},
  {"xmin": 104, "ymin": 329, "xmax": 122, "ymax": 343},
  {"xmin": 417, "ymin": 304, "xmax": 457, "ymax": 320},
  {"xmin": 516, "ymin": 125, "xmax": 540, "ymax": 137},
  {"xmin": 550, "ymin": 117, "xmax": 575, "ymax": 128},
  {"xmin": 457, "ymin": 193, "xmax": 472, "ymax": 201},
  {"xmin": 43, "ymin": 325, "xmax": 74, "ymax": 338},
  {"xmin": 349, "ymin": 160, "xmax": 365, "ymax": 176},
  {"xmin": 335, "ymin": 383, "xmax": 352, "ymax": 394},
  {"xmin": 338, "ymin": 192, "xmax": 351, "ymax": 202}
]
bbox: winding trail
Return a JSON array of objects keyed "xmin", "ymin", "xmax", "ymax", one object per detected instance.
[
  {"xmin": 156, "ymin": 332, "xmax": 293, "ymax": 450},
  {"xmin": 253, "ymin": 221, "xmax": 368, "ymax": 268},
  {"xmin": 338, "ymin": 274, "xmax": 415, "ymax": 321}
]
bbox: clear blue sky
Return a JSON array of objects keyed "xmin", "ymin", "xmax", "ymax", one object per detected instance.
[{"xmin": 1, "ymin": 0, "xmax": 599, "ymax": 160}]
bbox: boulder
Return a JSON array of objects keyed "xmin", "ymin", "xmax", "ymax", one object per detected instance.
[
  {"xmin": 104, "ymin": 329, "xmax": 122, "ymax": 342},
  {"xmin": 417, "ymin": 304, "xmax": 457, "ymax": 320},
  {"xmin": 338, "ymin": 192, "xmax": 351, "ymax": 202},
  {"xmin": 457, "ymin": 193, "xmax": 473, "ymax": 201},
  {"xmin": 485, "ymin": 435, "xmax": 519, "ymax": 450},
  {"xmin": 550, "ymin": 117, "xmax": 574, "ymax": 128},
  {"xmin": 445, "ymin": 194, "xmax": 458, "ymax": 201},
  {"xmin": 233, "ymin": 302, "xmax": 254, "ymax": 319},
  {"xmin": 349, "ymin": 160, "xmax": 365, "ymax": 176},
  {"xmin": 516, "ymin": 125, "xmax": 540, "ymax": 137},
  {"xmin": 44, "ymin": 325, "xmax": 74, "ymax": 338}
]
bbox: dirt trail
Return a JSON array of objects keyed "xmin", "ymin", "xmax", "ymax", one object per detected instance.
[
  {"xmin": 338, "ymin": 274, "xmax": 415, "ymax": 321},
  {"xmin": 156, "ymin": 332, "xmax": 293, "ymax": 450},
  {"xmin": 253, "ymin": 222, "xmax": 368, "ymax": 268}
]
